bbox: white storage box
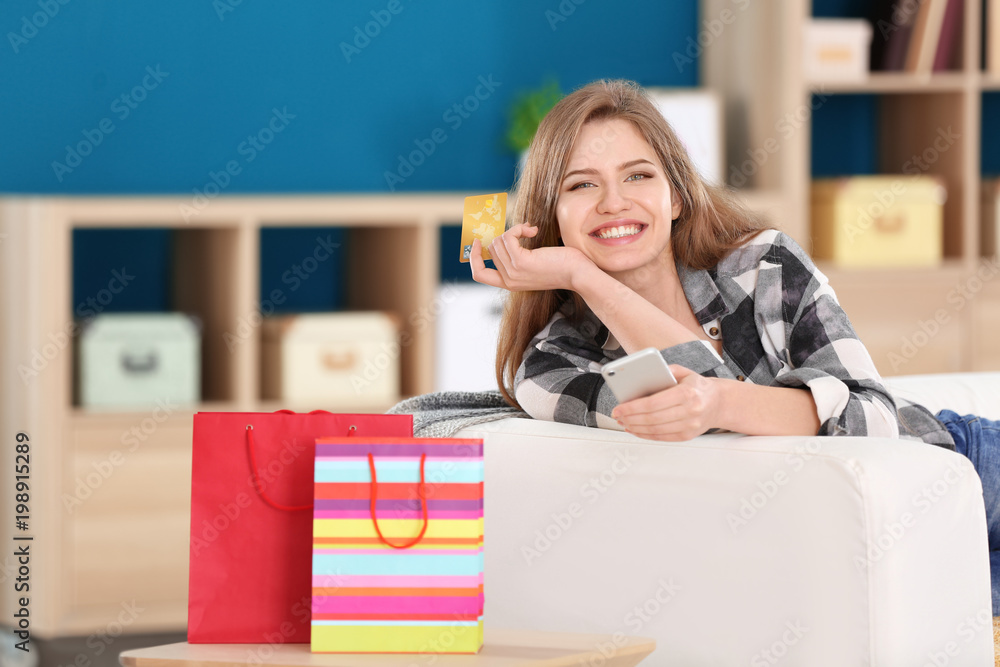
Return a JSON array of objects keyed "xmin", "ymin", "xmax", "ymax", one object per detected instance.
[
  {"xmin": 433, "ymin": 282, "xmax": 504, "ymax": 392},
  {"xmin": 803, "ymin": 19, "xmax": 873, "ymax": 82},
  {"xmin": 645, "ymin": 89, "xmax": 723, "ymax": 186},
  {"xmin": 77, "ymin": 313, "xmax": 201, "ymax": 409},
  {"xmin": 261, "ymin": 312, "xmax": 400, "ymax": 408}
]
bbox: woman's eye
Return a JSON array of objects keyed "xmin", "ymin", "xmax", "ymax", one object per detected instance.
[
  {"xmin": 569, "ymin": 182, "xmax": 595, "ymax": 190},
  {"xmin": 626, "ymin": 173, "xmax": 651, "ymax": 182}
]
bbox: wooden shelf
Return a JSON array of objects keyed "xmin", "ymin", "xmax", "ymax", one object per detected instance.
[
  {"xmin": 254, "ymin": 398, "xmax": 404, "ymax": 414},
  {"xmin": 71, "ymin": 400, "xmax": 404, "ymax": 422},
  {"xmin": 702, "ymin": 0, "xmax": 1000, "ymax": 377},
  {"xmin": 18, "ymin": 194, "xmax": 466, "ymax": 227},
  {"xmin": 807, "ymin": 72, "xmax": 971, "ymax": 94},
  {"xmin": 816, "ymin": 258, "xmax": 969, "ymax": 284},
  {"xmin": 0, "ymin": 197, "xmax": 461, "ymax": 638},
  {"xmin": 732, "ymin": 188, "xmax": 786, "ymax": 215},
  {"xmin": 69, "ymin": 401, "xmax": 239, "ymax": 422},
  {"xmin": 979, "ymin": 72, "xmax": 1000, "ymax": 90}
]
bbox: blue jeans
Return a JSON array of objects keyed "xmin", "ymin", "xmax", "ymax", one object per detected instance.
[{"xmin": 935, "ymin": 409, "xmax": 1000, "ymax": 615}]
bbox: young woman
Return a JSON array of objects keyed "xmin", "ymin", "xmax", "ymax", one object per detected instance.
[
  {"xmin": 469, "ymin": 78, "xmax": 1000, "ymax": 610},
  {"xmin": 470, "ymin": 78, "xmax": 952, "ymax": 445}
]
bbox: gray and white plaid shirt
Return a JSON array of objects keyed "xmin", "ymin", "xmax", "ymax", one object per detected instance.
[{"xmin": 513, "ymin": 229, "xmax": 955, "ymax": 449}]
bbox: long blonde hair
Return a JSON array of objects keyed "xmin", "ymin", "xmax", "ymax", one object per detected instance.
[{"xmin": 495, "ymin": 79, "xmax": 770, "ymax": 408}]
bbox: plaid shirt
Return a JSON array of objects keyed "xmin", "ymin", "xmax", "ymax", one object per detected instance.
[{"xmin": 513, "ymin": 229, "xmax": 955, "ymax": 450}]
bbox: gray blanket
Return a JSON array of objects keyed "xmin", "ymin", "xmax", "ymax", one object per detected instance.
[{"xmin": 386, "ymin": 390, "xmax": 528, "ymax": 437}]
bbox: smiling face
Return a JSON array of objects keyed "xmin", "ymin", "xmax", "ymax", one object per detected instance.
[{"xmin": 555, "ymin": 118, "xmax": 682, "ymax": 278}]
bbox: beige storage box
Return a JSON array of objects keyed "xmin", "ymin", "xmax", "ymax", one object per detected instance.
[
  {"xmin": 803, "ymin": 19, "xmax": 873, "ymax": 82},
  {"xmin": 981, "ymin": 178, "xmax": 1000, "ymax": 258},
  {"xmin": 811, "ymin": 175, "xmax": 946, "ymax": 268},
  {"xmin": 261, "ymin": 312, "xmax": 401, "ymax": 408}
]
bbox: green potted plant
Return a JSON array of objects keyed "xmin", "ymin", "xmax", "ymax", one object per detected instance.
[{"xmin": 504, "ymin": 80, "xmax": 563, "ymax": 176}]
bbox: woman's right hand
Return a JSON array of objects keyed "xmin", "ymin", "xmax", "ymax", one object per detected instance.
[{"xmin": 470, "ymin": 223, "xmax": 595, "ymax": 292}]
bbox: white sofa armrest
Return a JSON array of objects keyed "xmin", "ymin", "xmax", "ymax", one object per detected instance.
[{"xmin": 456, "ymin": 418, "xmax": 993, "ymax": 666}]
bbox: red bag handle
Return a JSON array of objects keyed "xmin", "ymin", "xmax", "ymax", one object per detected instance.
[
  {"xmin": 368, "ymin": 452, "xmax": 428, "ymax": 549},
  {"xmin": 245, "ymin": 411, "xmax": 357, "ymax": 512}
]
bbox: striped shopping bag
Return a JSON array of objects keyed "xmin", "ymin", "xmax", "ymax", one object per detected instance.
[{"xmin": 310, "ymin": 437, "xmax": 484, "ymax": 653}]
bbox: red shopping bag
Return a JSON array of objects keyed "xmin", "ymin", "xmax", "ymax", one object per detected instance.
[{"xmin": 187, "ymin": 410, "xmax": 413, "ymax": 643}]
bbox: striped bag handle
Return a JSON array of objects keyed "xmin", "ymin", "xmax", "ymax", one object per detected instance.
[{"xmin": 368, "ymin": 452, "xmax": 428, "ymax": 549}]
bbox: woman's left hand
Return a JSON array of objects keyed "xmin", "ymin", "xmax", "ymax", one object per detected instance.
[{"xmin": 611, "ymin": 365, "xmax": 722, "ymax": 441}]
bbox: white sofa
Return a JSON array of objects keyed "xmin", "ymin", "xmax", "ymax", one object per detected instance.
[{"xmin": 456, "ymin": 373, "xmax": 1000, "ymax": 666}]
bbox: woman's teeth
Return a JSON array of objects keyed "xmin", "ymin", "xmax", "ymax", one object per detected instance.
[{"xmin": 594, "ymin": 224, "xmax": 642, "ymax": 240}]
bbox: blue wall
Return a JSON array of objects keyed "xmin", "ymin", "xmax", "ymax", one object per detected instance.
[
  {"xmin": 19, "ymin": 2, "xmax": 697, "ymax": 308},
  {"xmin": 21, "ymin": 1, "xmax": 995, "ymax": 308},
  {"xmin": 1, "ymin": 1, "xmax": 697, "ymax": 195},
  {"xmin": 811, "ymin": 94, "xmax": 879, "ymax": 177},
  {"xmin": 7, "ymin": 1, "xmax": 995, "ymax": 194}
]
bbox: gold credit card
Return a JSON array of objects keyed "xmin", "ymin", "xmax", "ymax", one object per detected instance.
[{"xmin": 460, "ymin": 192, "xmax": 507, "ymax": 263}]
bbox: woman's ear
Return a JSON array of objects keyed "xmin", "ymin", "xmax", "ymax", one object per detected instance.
[{"xmin": 670, "ymin": 189, "xmax": 683, "ymax": 221}]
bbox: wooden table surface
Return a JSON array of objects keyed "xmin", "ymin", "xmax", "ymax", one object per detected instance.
[{"xmin": 117, "ymin": 628, "xmax": 656, "ymax": 667}]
